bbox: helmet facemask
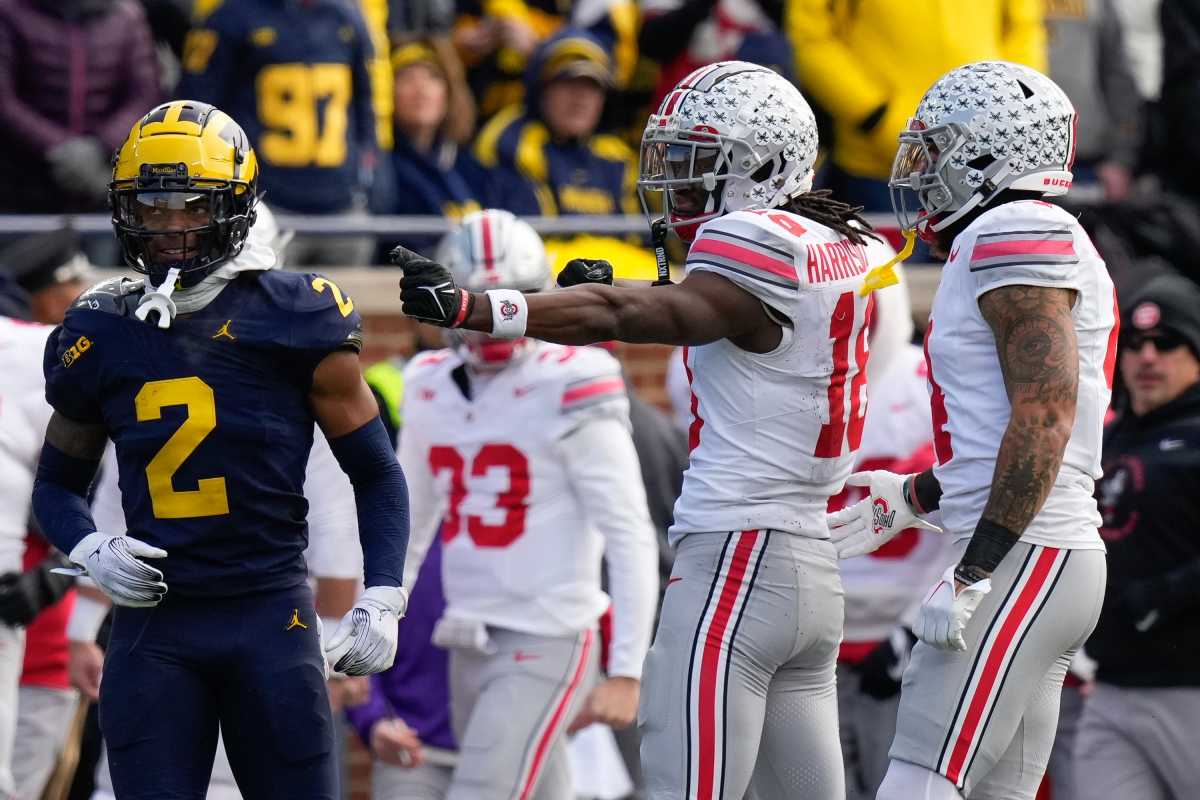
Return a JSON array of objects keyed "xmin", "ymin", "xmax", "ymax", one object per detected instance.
[
  {"xmin": 446, "ymin": 329, "xmax": 536, "ymax": 371},
  {"xmin": 889, "ymin": 119, "xmax": 995, "ymax": 239},
  {"xmin": 111, "ymin": 171, "xmax": 256, "ymax": 289}
]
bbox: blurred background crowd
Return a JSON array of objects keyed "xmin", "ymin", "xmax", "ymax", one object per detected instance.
[{"xmin": 3, "ymin": 1, "xmax": 1200, "ymax": 800}]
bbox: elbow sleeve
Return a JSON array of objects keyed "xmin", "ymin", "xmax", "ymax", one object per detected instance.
[{"xmin": 327, "ymin": 415, "xmax": 410, "ymax": 588}]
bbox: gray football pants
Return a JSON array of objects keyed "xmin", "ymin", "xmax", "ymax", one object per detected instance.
[
  {"xmin": 638, "ymin": 530, "xmax": 845, "ymax": 800},
  {"xmin": 1073, "ymin": 683, "xmax": 1200, "ymax": 800},
  {"xmin": 447, "ymin": 626, "xmax": 598, "ymax": 800},
  {"xmin": 888, "ymin": 543, "xmax": 1106, "ymax": 800}
]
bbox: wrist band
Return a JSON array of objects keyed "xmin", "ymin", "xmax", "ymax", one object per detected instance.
[
  {"xmin": 960, "ymin": 518, "xmax": 1019, "ymax": 574},
  {"xmin": 485, "ymin": 289, "xmax": 528, "ymax": 340},
  {"xmin": 450, "ymin": 290, "xmax": 474, "ymax": 328},
  {"xmin": 67, "ymin": 593, "xmax": 110, "ymax": 643},
  {"xmin": 904, "ymin": 474, "xmax": 924, "ymax": 514}
]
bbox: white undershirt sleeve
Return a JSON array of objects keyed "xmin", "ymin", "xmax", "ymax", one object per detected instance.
[
  {"xmin": 560, "ymin": 416, "xmax": 659, "ymax": 679},
  {"xmin": 397, "ymin": 422, "xmax": 444, "ymax": 589}
]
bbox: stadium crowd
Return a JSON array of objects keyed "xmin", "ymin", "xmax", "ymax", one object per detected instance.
[{"xmin": 0, "ymin": 1, "xmax": 1199, "ymax": 799}]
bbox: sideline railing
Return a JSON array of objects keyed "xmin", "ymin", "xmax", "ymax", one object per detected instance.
[{"xmin": 0, "ymin": 213, "xmax": 941, "ymax": 317}]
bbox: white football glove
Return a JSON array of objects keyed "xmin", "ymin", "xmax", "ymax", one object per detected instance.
[
  {"xmin": 324, "ymin": 586, "xmax": 409, "ymax": 676},
  {"xmin": 67, "ymin": 531, "xmax": 168, "ymax": 607},
  {"xmin": 914, "ymin": 566, "xmax": 992, "ymax": 652},
  {"xmin": 826, "ymin": 471, "xmax": 941, "ymax": 559}
]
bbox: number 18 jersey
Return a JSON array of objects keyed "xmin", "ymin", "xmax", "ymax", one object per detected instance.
[{"xmin": 671, "ymin": 209, "xmax": 873, "ymax": 542}]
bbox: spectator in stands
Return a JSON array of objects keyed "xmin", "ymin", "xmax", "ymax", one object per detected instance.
[
  {"xmin": 1076, "ymin": 273, "xmax": 1200, "ymax": 800},
  {"xmin": 454, "ymin": 0, "xmax": 638, "ymax": 121},
  {"xmin": 0, "ymin": 0, "xmax": 159, "ymax": 214},
  {"xmin": 1045, "ymin": 0, "xmax": 1142, "ymax": 202},
  {"xmin": 3, "ymin": 229, "xmax": 93, "ymax": 324},
  {"xmin": 177, "ymin": 0, "xmax": 378, "ymax": 266},
  {"xmin": 1150, "ymin": 0, "xmax": 1200, "ymax": 205},
  {"xmin": 787, "ymin": 0, "xmax": 1046, "ymax": 211},
  {"xmin": 474, "ymin": 28, "xmax": 638, "ymax": 218},
  {"xmin": 639, "ymin": 0, "xmax": 793, "ymax": 108},
  {"xmin": 372, "ymin": 39, "xmax": 492, "ymax": 257}
]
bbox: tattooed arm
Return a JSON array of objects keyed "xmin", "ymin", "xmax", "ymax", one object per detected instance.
[{"xmin": 955, "ymin": 284, "xmax": 1079, "ymax": 588}]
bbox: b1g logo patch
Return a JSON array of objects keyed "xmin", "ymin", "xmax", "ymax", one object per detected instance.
[
  {"xmin": 499, "ymin": 300, "xmax": 520, "ymax": 321},
  {"xmin": 61, "ymin": 335, "xmax": 92, "ymax": 368},
  {"xmin": 872, "ymin": 497, "xmax": 896, "ymax": 536}
]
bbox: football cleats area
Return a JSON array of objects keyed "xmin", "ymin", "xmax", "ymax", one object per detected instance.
[
  {"xmin": 67, "ymin": 532, "xmax": 168, "ymax": 608},
  {"xmin": 323, "ymin": 585, "xmax": 409, "ymax": 676},
  {"xmin": 638, "ymin": 61, "xmax": 819, "ymax": 242},
  {"xmin": 914, "ymin": 566, "xmax": 992, "ymax": 652},
  {"xmin": 827, "ymin": 471, "xmax": 941, "ymax": 559},
  {"xmin": 110, "ymin": 100, "xmax": 259, "ymax": 289},
  {"xmin": 889, "ymin": 61, "xmax": 1076, "ymax": 237}
]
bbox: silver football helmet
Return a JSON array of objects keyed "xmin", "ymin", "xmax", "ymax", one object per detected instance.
[
  {"xmin": 638, "ymin": 61, "xmax": 819, "ymax": 241},
  {"xmin": 889, "ymin": 61, "xmax": 1076, "ymax": 236},
  {"xmin": 435, "ymin": 209, "xmax": 550, "ymax": 369}
]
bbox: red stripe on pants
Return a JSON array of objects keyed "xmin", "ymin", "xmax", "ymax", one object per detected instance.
[
  {"xmin": 518, "ymin": 629, "xmax": 594, "ymax": 800},
  {"xmin": 695, "ymin": 530, "xmax": 759, "ymax": 800},
  {"xmin": 946, "ymin": 548, "xmax": 1060, "ymax": 785}
]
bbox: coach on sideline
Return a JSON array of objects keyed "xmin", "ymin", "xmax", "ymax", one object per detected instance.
[{"xmin": 1075, "ymin": 273, "xmax": 1200, "ymax": 800}]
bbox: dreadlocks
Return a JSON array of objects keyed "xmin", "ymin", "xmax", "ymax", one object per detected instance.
[{"xmin": 783, "ymin": 190, "xmax": 882, "ymax": 247}]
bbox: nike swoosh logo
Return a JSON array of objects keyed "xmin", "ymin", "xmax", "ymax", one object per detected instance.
[
  {"xmin": 950, "ymin": 245, "xmax": 961, "ymax": 261},
  {"xmin": 513, "ymin": 651, "xmax": 541, "ymax": 662},
  {"xmin": 1160, "ymin": 439, "xmax": 1185, "ymax": 451},
  {"xmin": 514, "ymin": 386, "xmax": 536, "ymax": 397},
  {"xmin": 667, "ymin": 576, "xmax": 683, "ymax": 586}
]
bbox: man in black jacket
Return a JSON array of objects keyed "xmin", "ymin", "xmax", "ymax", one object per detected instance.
[{"xmin": 1076, "ymin": 272, "xmax": 1200, "ymax": 800}]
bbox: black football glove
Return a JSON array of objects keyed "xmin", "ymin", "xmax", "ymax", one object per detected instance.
[
  {"xmin": 557, "ymin": 258, "xmax": 614, "ymax": 288},
  {"xmin": 0, "ymin": 553, "xmax": 75, "ymax": 627},
  {"xmin": 858, "ymin": 626, "xmax": 917, "ymax": 700},
  {"xmin": 391, "ymin": 245, "xmax": 474, "ymax": 328}
]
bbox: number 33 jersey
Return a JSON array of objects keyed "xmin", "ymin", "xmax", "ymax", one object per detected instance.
[
  {"xmin": 672, "ymin": 209, "xmax": 874, "ymax": 542},
  {"xmin": 398, "ymin": 342, "xmax": 659, "ymax": 670},
  {"xmin": 43, "ymin": 271, "xmax": 364, "ymax": 597},
  {"xmin": 927, "ymin": 200, "xmax": 1116, "ymax": 549}
]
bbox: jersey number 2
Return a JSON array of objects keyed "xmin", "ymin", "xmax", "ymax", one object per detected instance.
[
  {"xmin": 427, "ymin": 444, "xmax": 530, "ymax": 548},
  {"xmin": 135, "ymin": 377, "xmax": 229, "ymax": 520}
]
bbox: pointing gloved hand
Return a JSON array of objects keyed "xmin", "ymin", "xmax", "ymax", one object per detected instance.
[{"xmin": 392, "ymin": 245, "xmax": 472, "ymax": 328}]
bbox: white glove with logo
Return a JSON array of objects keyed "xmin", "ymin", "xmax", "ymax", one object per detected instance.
[
  {"xmin": 67, "ymin": 531, "xmax": 168, "ymax": 607},
  {"xmin": 827, "ymin": 471, "xmax": 941, "ymax": 558},
  {"xmin": 324, "ymin": 586, "xmax": 409, "ymax": 676},
  {"xmin": 914, "ymin": 566, "xmax": 992, "ymax": 652}
]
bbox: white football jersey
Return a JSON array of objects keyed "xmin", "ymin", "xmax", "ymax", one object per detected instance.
[
  {"xmin": 833, "ymin": 344, "xmax": 953, "ymax": 644},
  {"xmin": 0, "ymin": 318, "xmax": 53, "ymax": 572},
  {"xmin": 671, "ymin": 209, "xmax": 873, "ymax": 541},
  {"xmin": 399, "ymin": 342, "xmax": 658, "ymax": 678},
  {"xmin": 927, "ymin": 200, "xmax": 1116, "ymax": 550}
]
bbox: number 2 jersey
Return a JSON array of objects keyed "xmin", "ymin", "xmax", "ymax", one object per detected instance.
[
  {"xmin": 43, "ymin": 271, "xmax": 364, "ymax": 596},
  {"xmin": 927, "ymin": 200, "xmax": 1116, "ymax": 549},
  {"xmin": 398, "ymin": 342, "xmax": 658, "ymax": 679},
  {"xmin": 671, "ymin": 209, "xmax": 873, "ymax": 541}
]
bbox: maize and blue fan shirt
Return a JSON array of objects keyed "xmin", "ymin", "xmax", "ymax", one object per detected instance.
[
  {"xmin": 177, "ymin": 0, "xmax": 377, "ymax": 214},
  {"xmin": 43, "ymin": 271, "xmax": 363, "ymax": 598}
]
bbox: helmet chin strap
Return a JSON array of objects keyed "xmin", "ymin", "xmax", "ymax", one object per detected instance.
[{"xmin": 928, "ymin": 162, "xmax": 1015, "ymax": 233}]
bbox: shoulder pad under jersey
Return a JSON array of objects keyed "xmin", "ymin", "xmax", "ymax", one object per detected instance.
[
  {"xmin": 255, "ymin": 271, "xmax": 365, "ymax": 353},
  {"xmin": 67, "ymin": 277, "xmax": 143, "ymax": 318}
]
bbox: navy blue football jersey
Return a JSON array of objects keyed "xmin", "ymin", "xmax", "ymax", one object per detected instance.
[{"xmin": 44, "ymin": 271, "xmax": 363, "ymax": 597}]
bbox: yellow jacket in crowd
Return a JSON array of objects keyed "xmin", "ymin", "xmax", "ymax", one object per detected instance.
[{"xmin": 787, "ymin": 0, "xmax": 1047, "ymax": 180}]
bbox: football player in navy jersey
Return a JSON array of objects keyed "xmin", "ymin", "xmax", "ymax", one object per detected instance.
[{"xmin": 30, "ymin": 100, "xmax": 410, "ymax": 800}]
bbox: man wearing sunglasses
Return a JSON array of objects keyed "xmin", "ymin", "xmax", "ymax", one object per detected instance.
[{"xmin": 1075, "ymin": 273, "xmax": 1200, "ymax": 800}]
